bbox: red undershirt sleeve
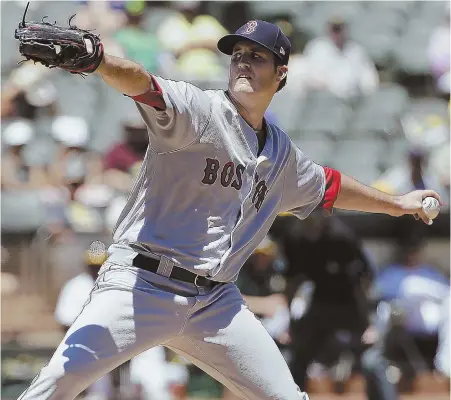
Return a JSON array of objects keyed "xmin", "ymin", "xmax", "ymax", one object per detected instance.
[
  {"xmin": 319, "ymin": 166, "xmax": 341, "ymax": 214},
  {"xmin": 129, "ymin": 76, "xmax": 165, "ymax": 111}
]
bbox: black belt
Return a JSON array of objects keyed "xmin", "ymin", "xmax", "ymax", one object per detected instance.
[{"xmin": 132, "ymin": 253, "xmax": 217, "ymax": 288}]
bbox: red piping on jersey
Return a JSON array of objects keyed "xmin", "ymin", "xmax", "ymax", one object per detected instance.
[
  {"xmin": 130, "ymin": 76, "xmax": 165, "ymax": 110},
  {"xmin": 320, "ymin": 167, "xmax": 341, "ymax": 214}
]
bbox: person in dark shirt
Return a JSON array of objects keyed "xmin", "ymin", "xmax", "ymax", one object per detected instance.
[
  {"xmin": 103, "ymin": 117, "xmax": 149, "ymax": 193},
  {"xmin": 276, "ymin": 210, "xmax": 398, "ymax": 400},
  {"xmin": 237, "ymin": 236, "xmax": 291, "ymax": 345}
]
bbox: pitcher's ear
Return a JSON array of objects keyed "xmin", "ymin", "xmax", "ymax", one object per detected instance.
[{"xmin": 277, "ymin": 66, "xmax": 288, "ymax": 81}]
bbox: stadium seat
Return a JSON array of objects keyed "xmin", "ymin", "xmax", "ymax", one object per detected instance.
[
  {"xmin": 53, "ymin": 71, "xmax": 100, "ymax": 122},
  {"xmin": 298, "ymin": 91, "xmax": 352, "ymax": 139},
  {"xmin": 34, "ymin": 1, "xmax": 81, "ymax": 25},
  {"xmin": 292, "ymin": 138, "xmax": 334, "ymax": 166},
  {"xmin": 366, "ymin": 1, "xmax": 414, "ymax": 16},
  {"xmin": 393, "ymin": 31, "xmax": 431, "ymax": 76},
  {"xmin": 143, "ymin": 7, "xmax": 179, "ymax": 34},
  {"xmin": 352, "ymin": 31, "xmax": 395, "ymax": 69},
  {"xmin": 407, "ymin": 15, "xmax": 445, "ymax": 33},
  {"xmin": 90, "ymin": 82, "xmax": 138, "ymax": 153},
  {"xmin": 329, "ymin": 139, "xmax": 386, "ymax": 183},
  {"xmin": 368, "ymin": 9, "xmax": 406, "ymax": 35},
  {"xmin": 386, "ymin": 138, "xmax": 410, "ymax": 168},
  {"xmin": 410, "ymin": 1, "xmax": 449, "ymax": 21},
  {"xmin": 249, "ymin": 1, "xmax": 306, "ymax": 19},
  {"xmin": 297, "ymin": 2, "xmax": 363, "ymax": 39},
  {"xmin": 348, "ymin": 84, "xmax": 410, "ymax": 139},
  {"xmin": 268, "ymin": 90, "xmax": 305, "ymax": 134},
  {"xmin": 1, "ymin": 1, "xmax": 37, "ymax": 73},
  {"xmin": 1, "ymin": 191, "xmax": 46, "ymax": 234}
]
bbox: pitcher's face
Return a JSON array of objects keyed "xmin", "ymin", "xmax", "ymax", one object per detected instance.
[{"xmin": 229, "ymin": 41, "xmax": 281, "ymax": 95}]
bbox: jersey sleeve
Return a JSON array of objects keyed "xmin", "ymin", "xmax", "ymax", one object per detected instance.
[
  {"xmin": 280, "ymin": 143, "xmax": 341, "ymax": 219},
  {"xmin": 130, "ymin": 75, "xmax": 212, "ymax": 153}
]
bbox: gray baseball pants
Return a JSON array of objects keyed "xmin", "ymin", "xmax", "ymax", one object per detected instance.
[{"xmin": 18, "ymin": 257, "xmax": 305, "ymax": 400}]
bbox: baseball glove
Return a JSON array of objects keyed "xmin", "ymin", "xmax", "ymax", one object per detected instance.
[{"xmin": 14, "ymin": 2, "xmax": 104, "ymax": 75}]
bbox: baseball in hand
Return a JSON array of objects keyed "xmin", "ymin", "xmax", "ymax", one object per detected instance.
[{"xmin": 422, "ymin": 197, "xmax": 440, "ymax": 220}]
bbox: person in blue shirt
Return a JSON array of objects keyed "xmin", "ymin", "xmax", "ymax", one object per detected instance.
[{"xmin": 375, "ymin": 234, "xmax": 450, "ymax": 373}]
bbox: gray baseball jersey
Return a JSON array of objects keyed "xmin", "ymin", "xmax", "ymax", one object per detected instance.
[
  {"xmin": 19, "ymin": 76, "xmax": 331, "ymax": 400},
  {"xmin": 109, "ymin": 76, "xmax": 328, "ymax": 282}
]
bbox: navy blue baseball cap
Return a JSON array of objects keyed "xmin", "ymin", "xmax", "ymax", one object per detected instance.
[{"xmin": 217, "ymin": 20, "xmax": 291, "ymax": 65}]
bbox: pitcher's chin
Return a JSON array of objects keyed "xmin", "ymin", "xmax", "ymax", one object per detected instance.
[{"xmin": 232, "ymin": 81, "xmax": 255, "ymax": 93}]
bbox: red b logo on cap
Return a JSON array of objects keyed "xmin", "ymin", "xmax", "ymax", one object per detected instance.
[{"xmin": 244, "ymin": 20, "xmax": 258, "ymax": 34}]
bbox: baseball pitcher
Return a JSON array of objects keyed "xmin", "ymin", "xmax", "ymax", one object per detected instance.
[{"xmin": 15, "ymin": 8, "xmax": 441, "ymax": 400}]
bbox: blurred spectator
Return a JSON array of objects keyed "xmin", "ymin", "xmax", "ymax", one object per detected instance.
[
  {"xmin": 301, "ymin": 16, "xmax": 379, "ymax": 100},
  {"xmin": 103, "ymin": 117, "xmax": 149, "ymax": 194},
  {"xmin": 1, "ymin": 62, "xmax": 57, "ymax": 119},
  {"xmin": 40, "ymin": 116, "xmax": 112, "ymax": 239},
  {"xmin": 372, "ymin": 146, "xmax": 449, "ymax": 206},
  {"xmin": 428, "ymin": 5, "xmax": 450, "ymax": 95},
  {"xmin": 434, "ymin": 293, "xmax": 450, "ymax": 378},
  {"xmin": 280, "ymin": 212, "xmax": 397, "ymax": 400},
  {"xmin": 114, "ymin": 1, "xmax": 162, "ymax": 73},
  {"xmin": 1, "ymin": 120, "xmax": 48, "ymax": 190},
  {"xmin": 42, "ymin": 162, "xmax": 106, "ymax": 240},
  {"xmin": 73, "ymin": 0, "xmax": 126, "ymax": 37},
  {"xmin": 375, "ymin": 235, "xmax": 450, "ymax": 371},
  {"xmin": 71, "ymin": 1, "xmax": 126, "ymax": 58},
  {"xmin": 49, "ymin": 116, "xmax": 103, "ymax": 187},
  {"xmin": 237, "ymin": 236, "xmax": 290, "ymax": 345},
  {"xmin": 102, "ymin": 116, "xmax": 149, "ymax": 232},
  {"xmin": 55, "ymin": 249, "xmax": 106, "ymax": 331},
  {"xmin": 156, "ymin": 1, "xmax": 228, "ymax": 79}
]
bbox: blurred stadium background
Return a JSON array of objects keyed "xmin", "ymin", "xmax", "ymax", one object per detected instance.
[{"xmin": 1, "ymin": 1, "xmax": 450, "ymax": 399}]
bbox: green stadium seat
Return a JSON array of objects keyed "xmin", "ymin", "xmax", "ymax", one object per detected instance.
[
  {"xmin": 143, "ymin": 7, "xmax": 179, "ymax": 34},
  {"xmin": 352, "ymin": 31, "xmax": 395, "ymax": 69},
  {"xmin": 1, "ymin": 2, "xmax": 36, "ymax": 72},
  {"xmin": 53, "ymin": 71, "xmax": 99, "ymax": 122},
  {"xmin": 34, "ymin": 1, "xmax": 81, "ymax": 24},
  {"xmin": 410, "ymin": 1, "xmax": 449, "ymax": 21},
  {"xmin": 292, "ymin": 138, "xmax": 334, "ymax": 166},
  {"xmin": 90, "ymin": 83, "xmax": 138, "ymax": 153},
  {"xmin": 348, "ymin": 84, "xmax": 410, "ymax": 139},
  {"xmin": 393, "ymin": 31, "xmax": 431, "ymax": 76},
  {"xmin": 297, "ymin": 2, "xmax": 363, "ymax": 38},
  {"xmin": 329, "ymin": 139, "xmax": 386, "ymax": 183},
  {"xmin": 249, "ymin": 1, "xmax": 306, "ymax": 19},
  {"xmin": 268, "ymin": 90, "xmax": 306, "ymax": 134},
  {"xmin": 386, "ymin": 137, "xmax": 410, "ymax": 168},
  {"xmin": 298, "ymin": 91, "xmax": 352, "ymax": 139},
  {"xmin": 366, "ymin": 1, "xmax": 414, "ymax": 16}
]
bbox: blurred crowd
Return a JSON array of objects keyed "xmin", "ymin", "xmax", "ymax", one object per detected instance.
[{"xmin": 1, "ymin": 1, "xmax": 450, "ymax": 399}]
